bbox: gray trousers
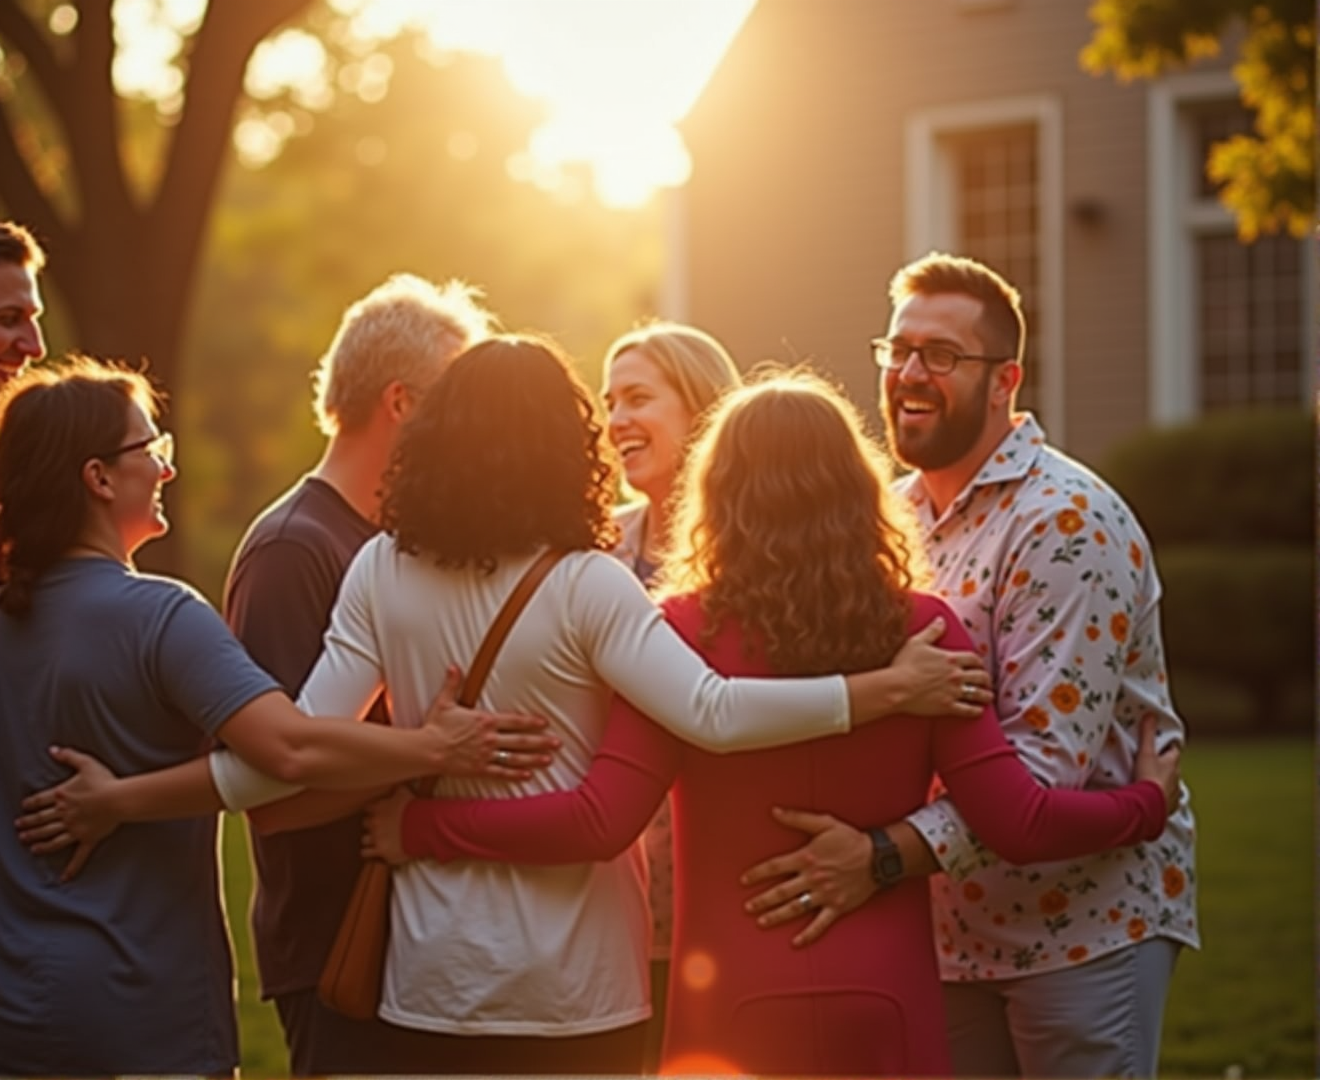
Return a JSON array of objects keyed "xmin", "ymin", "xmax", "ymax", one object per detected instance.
[{"xmin": 941, "ymin": 937, "xmax": 1181, "ymax": 1078}]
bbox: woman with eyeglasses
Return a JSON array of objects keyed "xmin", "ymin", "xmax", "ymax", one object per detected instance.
[{"xmin": 0, "ymin": 356, "xmax": 555, "ymax": 1077}]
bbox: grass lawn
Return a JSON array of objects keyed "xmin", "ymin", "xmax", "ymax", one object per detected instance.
[{"xmin": 221, "ymin": 737, "xmax": 1315, "ymax": 1078}]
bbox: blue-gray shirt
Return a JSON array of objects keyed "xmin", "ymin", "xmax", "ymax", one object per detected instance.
[{"xmin": 0, "ymin": 557, "xmax": 278, "ymax": 1076}]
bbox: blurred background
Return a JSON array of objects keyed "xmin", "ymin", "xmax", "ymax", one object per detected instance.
[{"xmin": 1, "ymin": 0, "xmax": 1313, "ymax": 1075}]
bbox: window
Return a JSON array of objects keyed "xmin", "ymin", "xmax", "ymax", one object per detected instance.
[
  {"xmin": 947, "ymin": 124, "xmax": 1041, "ymax": 411},
  {"xmin": 906, "ymin": 96, "xmax": 1063, "ymax": 435},
  {"xmin": 1148, "ymin": 74, "xmax": 1312, "ymax": 420},
  {"xmin": 1188, "ymin": 100, "xmax": 1306, "ymax": 410}
]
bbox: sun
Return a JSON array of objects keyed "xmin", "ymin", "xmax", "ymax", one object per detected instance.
[
  {"xmin": 106, "ymin": 0, "xmax": 754, "ymax": 207},
  {"xmin": 296, "ymin": 0, "xmax": 757, "ymax": 208}
]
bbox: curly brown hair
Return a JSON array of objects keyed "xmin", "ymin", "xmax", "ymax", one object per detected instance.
[
  {"xmin": 380, "ymin": 334, "xmax": 620, "ymax": 570},
  {"xmin": 0, "ymin": 355, "xmax": 160, "ymax": 617},
  {"xmin": 660, "ymin": 368, "xmax": 926, "ymax": 676}
]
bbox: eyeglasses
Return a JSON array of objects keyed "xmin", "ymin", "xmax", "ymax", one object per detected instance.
[
  {"xmin": 872, "ymin": 337, "xmax": 1011, "ymax": 376},
  {"xmin": 94, "ymin": 431, "xmax": 174, "ymax": 469}
]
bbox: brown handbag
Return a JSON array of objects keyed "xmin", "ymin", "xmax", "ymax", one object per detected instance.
[{"xmin": 317, "ymin": 549, "xmax": 565, "ymax": 1019}]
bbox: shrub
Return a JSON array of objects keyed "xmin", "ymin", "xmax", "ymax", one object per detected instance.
[
  {"xmin": 1102, "ymin": 408, "xmax": 1313, "ymax": 546},
  {"xmin": 1101, "ymin": 410, "xmax": 1315, "ymax": 734}
]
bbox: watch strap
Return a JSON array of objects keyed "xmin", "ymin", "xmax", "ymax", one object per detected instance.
[{"xmin": 868, "ymin": 828, "xmax": 904, "ymax": 890}]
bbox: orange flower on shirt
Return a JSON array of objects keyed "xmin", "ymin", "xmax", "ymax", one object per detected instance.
[
  {"xmin": 1011, "ymin": 569, "xmax": 1031, "ymax": 588},
  {"xmin": 1023, "ymin": 706, "xmax": 1050, "ymax": 731},
  {"xmin": 1127, "ymin": 916, "xmax": 1148, "ymax": 941},
  {"xmin": 1110, "ymin": 612, "xmax": 1130, "ymax": 643},
  {"xmin": 1067, "ymin": 945, "xmax": 1090, "ymax": 963},
  {"xmin": 1049, "ymin": 683, "xmax": 1081, "ymax": 714},
  {"xmin": 962, "ymin": 882, "xmax": 985, "ymax": 902},
  {"xmin": 1039, "ymin": 889, "xmax": 1069, "ymax": 915},
  {"xmin": 1085, "ymin": 625, "xmax": 1100, "ymax": 641},
  {"xmin": 1070, "ymin": 494, "xmax": 1089, "ymax": 510},
  {"xmin": 1162, "ymin": 866, "xmax": 1187, "ymax": 899},
  {"xmin": 960, "ymin": 578, "xmax": 977, "ymax": 596},
  {"xmin": 1129, "ymin": 541, "xmax": 1144, "ymax": 569},
  {"xmin": 1056, "ymin": 509, "xmax": 1084, "ymax": 535}
]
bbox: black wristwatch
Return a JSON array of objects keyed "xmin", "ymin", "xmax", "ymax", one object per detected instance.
[{"xmin": 868, "ymin": 828, "xmax": 904, "ymax": 891}]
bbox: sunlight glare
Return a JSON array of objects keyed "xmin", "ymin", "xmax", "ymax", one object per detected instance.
[
  {"xmin": 108, "ymin": 0, "xmax": 755, "ymax": 204},
  {"xmin": 246, "ymin": 30, "xmax": 332, "ymax": 106},
  {"xmin": 413, "ymin": 0, "xmax": 757, "ymax": 207}
]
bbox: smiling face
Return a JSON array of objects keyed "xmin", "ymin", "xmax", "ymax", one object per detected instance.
[
  {"xmin": 880, "ymin": 291, "xmax": 1003, "ymax": 473},
  {"xmin": 105, "ymin": 401, "xmax": 177, "ymax": 554},
  {"xmin": 603, "ymin": 347, "xmax": 695, "ymax": 504},
  {"xmin": 0, "ymin": 261, "xmax": 45, "ymax": 384}
]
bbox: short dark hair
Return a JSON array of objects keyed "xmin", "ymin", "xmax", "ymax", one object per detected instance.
[
  {"xmin": 0, "ymin": 356, "xmax": 160, "ymax": 616},
  {"xmin": 0, "ymin": 221, "xmax": 46, "ymax": 271},
  {"xmin": 381, "ymin": 334, "xmax": 620, "ymax": 570},
  {"xmin": 889, "ymin": 252, "xmax": 1025, "ymax": 364}
]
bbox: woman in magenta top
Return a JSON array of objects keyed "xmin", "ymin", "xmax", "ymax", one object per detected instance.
[{"xmin": 364, "ymin": 370, "xmax": 1177, "ymax": 1077}]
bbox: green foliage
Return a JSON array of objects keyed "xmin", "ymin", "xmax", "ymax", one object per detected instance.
[
  {"xmin": 1159, "ymin": 739, "xmax": 1315, "ymax": 1077},
  {"xmin": 1157, "ymin": 546, "xmax": 1314, "ymax": 731},
  {"xmin": 1102, "ymin": 408, "xmax": 1313, "ymax": 546},
  {"xmin": 1081, "ymin": 0, "xmax": 1315, "ymax": 238},
  {"xmin": 1102, "ymin": 409, "xmax": 1315, "ymax": 733}
]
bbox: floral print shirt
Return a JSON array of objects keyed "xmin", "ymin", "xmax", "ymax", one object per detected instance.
[{"xmin": 902, "ymin": 414, "xmax": 1200, "ymax": 982}]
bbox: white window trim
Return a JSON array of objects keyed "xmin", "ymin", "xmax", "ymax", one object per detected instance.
[
  {"xmin": 1148, "ymin": 70, "xmax": 1315, "ymax": 420},
  {"xmin": 904, "ymin": 94, "xmax": 1065, "ymax": 441}
]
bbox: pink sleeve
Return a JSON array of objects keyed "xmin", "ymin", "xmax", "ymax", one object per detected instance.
[
  {"xmin": 401, "ymin": 693, "xmax": 682, "ymax": 864},
  {"xmin": 925, "ymin": 598, "xmax": 1167, "ymax": 863}
]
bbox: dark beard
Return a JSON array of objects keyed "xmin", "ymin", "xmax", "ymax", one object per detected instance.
[{"xmin": 883, "ymin": 370, "xmax": 991, "ymax": 471}]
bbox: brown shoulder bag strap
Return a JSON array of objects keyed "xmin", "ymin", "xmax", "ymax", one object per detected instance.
[{"xmin": 456, "ymin": 548, "xmax": 565, "ymax": 707}]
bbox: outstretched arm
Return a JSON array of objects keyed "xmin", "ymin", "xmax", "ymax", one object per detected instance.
[
  {"xmin": 365, "ymin": 691, "xmax": 681, "ymax": 866},
  {"xmin": 16, "ymin": 684, "xmax": 557, "ymax": 875}
]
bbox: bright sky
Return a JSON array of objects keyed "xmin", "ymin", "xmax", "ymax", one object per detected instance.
[{"xmin": 98, "ymin": 0, "xmax": 756, "ymax": 208}]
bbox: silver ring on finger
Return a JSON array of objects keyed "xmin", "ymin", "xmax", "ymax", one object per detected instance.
[
  {"xmin": 797, "ymin": 890, "xmax": 813, "ymax": 911},
  {"xmin": 495, "ymin": 749, "xmax": 511, "ymax": 765},
  {"xmin": 962, "ymin": 683, "xmax": 977, "ymax": 700}
]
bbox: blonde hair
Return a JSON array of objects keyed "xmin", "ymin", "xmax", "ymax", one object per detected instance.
[
  {"xmin": 661, "ymin": 367, "xmax": 926, "ymax": 675},
  {"xmin": 313, "ymin": 274, "xmax": 495, "ymax": 435},
  {"xmin": 604, "ymin": 321, "xmax": 741, "ymax": 419}
]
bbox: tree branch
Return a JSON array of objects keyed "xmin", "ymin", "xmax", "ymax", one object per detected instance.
[
  {"xmin": 0, "ymin": 1, "xmax": 70, "ymax": 126},
  {"xmin": 149, "ymin": 0, "xmax": 314, "ymax": 277},
  {"xmin": 0, "ymin": 100, "xmax": 70, "ymax": 253}
]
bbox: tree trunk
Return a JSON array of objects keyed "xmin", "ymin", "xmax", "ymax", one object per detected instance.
[{"xmin": 0, "ymin": 0, "xmax": 315, "ymax": 573}]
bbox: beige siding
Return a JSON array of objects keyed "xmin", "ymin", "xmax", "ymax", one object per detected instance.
[{"xmin": 681, "ymin": 0, "xmax": 1235, "ymax": 460}]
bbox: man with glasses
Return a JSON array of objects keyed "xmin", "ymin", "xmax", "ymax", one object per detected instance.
[
  {"xmin": 743, "ymin": 252, "xmax": 1198, "ymax": 1077},
  {"xmin": 222, "ymin": 274, "xmax": 495, "ymax": 1076},
  {"xmin": 0, "ymin": 221, "xmax": 47, "ymax": 383}
]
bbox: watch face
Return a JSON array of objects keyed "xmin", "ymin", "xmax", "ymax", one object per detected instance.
[{"xmin": 870, "ymin": 832, "xmax": 903, "ymax": 887}]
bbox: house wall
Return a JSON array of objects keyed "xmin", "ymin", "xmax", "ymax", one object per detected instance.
[{"xmin": 678, "ymin": 0, "xmax": 1239, "ymax": 465}]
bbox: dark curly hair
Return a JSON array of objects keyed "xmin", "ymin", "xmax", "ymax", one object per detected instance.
[
  {"xmin": 0, "ymin": 355, "xmax": 160, "ymax": 617},
  {"xmin": 380, "ymin": 334, "xmax": 620, "ymax": 570},
  {"xmin": 660, "ymin": 368, "xmax": 926, "ymax": 676}
]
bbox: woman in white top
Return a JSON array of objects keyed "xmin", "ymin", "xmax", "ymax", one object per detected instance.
[{"xmin": 23, "ymin": 335, "xmax": 992, "ymax": 1076}]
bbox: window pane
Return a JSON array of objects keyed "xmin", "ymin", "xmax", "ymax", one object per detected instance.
[{"xmin": 947, "ymin": 124, "xmax": 1039, "ymax": 411}]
